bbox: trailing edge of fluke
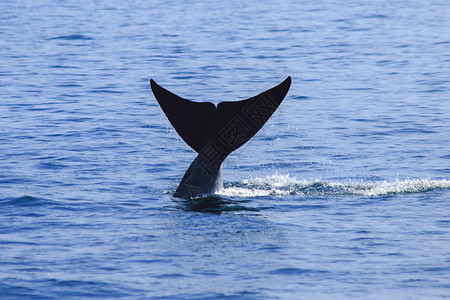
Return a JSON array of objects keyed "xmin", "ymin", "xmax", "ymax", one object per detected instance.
[{"xmin": 150, "ymin": 76, "xmax": 291, "ymax": 199}]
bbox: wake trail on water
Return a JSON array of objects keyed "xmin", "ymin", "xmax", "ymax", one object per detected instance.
[{"xmin": 219, "ymin": 175, "xmax": 450, "ymax": 198}]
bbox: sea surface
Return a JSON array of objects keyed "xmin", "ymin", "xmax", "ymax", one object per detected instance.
[{"xmin": 1, "ymin": 0, "xmax": 450, "ymax": 299}]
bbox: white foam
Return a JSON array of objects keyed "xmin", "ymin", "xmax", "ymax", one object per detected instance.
[
  {"xmin": 350, "ymin": 178, "xmax": 450, "ymax": 196},
  {"xmin": 217, "ymin": 175, "xmax": 450, "ymax": 198},
  {"xmin": 218, "ymin": 186, "xmax": 292, "ymax": 197}
]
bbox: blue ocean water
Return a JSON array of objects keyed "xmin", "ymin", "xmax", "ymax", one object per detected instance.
[{"xmin": 1, "ymin": 0, "xmax": 449, "ymax": 298}]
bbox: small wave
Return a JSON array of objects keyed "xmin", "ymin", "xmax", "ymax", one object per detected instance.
[
  {"xmin": 0, "ymin": 196, "xmax": 69, "ymax": 209},
  {"xmin": 1, "ymin": 195, "xmax": 46, "ymax": 207},
  {"xmin": 268, "ymin": 267, "xmax": 329, "ymax": 275},
  {"xmin": 218, "ymin": 175, "xmax": 450, "ymax": 198},
  {"xmin": 49, "ymin": 34, "xmax": 93, "ymax": 40}
]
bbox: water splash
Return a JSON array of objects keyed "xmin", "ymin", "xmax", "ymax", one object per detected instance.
[{"xmin": 219, "ymin": 175, "xmax": 450, "ymax": 198}]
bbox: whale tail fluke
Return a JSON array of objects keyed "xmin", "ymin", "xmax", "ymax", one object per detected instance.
[
  {"xmin": 150, "ymin": 76, "xmax": 291, "ymax": 199},
  {"xmin": 151, "ymin": 79, "xmax": 216, "ymax": 153}
]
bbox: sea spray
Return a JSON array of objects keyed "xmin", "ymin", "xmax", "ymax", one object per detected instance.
[{"xmin": 219, "ymin": 175, "xmax": 450, "ymax": 198}]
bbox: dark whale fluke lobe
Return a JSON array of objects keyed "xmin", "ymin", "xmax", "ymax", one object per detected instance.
[{"xmin": 151, "ymin": 76, "xmax": 291, "ymax": 199}]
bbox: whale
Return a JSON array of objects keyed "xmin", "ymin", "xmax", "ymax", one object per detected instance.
[{"xmin": 150, "ymin": 76, "xmax": 291, "ymax": 199}]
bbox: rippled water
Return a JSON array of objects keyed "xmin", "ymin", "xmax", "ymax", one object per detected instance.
[{"xmin": 1, "ymin": 0, "xmax": 449, "ymax": 299}]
